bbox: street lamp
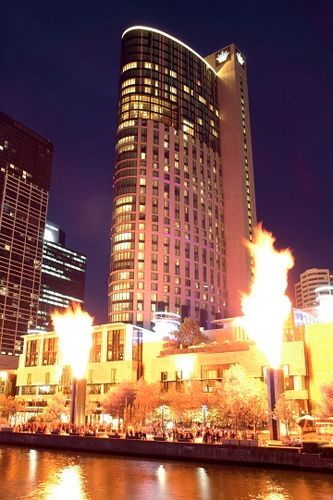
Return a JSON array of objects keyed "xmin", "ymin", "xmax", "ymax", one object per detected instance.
[
  {"xmin": 201, "ymin": 404, "xmax": 207, "ymax": 427},
  {"xmin": 160, "ymin": 405, "xmax": 166, "ymax": 432}
]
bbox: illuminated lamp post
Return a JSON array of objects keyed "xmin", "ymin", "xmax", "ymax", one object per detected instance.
[
  {"xmin": 160, "ymin": 404, "xmax": 166, "ymax": 432},
  {"xmin": 241, "ymin": 225, "xmax": 294, "ymax": 441},
  {"xmin": 52, "ymin": 304, "xmax": 93, "ymax": 427},
  {"xmin": 202, "ymin": 404, "xmax": 207, "ymax": 427}
]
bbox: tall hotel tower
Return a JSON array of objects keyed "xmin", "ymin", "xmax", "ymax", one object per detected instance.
[
  {"xmin": 0, "ymin": 112, "xmax": 52, "ymax": 365},
  {"xmin": 109, "ymin": 27, "xmax": 256, "ymax": 330}
]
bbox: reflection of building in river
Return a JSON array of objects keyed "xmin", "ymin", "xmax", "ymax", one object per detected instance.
[{"xmin": 10, "ymin": 307, "xmax": 333, "ymax": 419}]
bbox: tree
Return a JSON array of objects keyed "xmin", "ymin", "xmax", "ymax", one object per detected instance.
[
  {"xmin": 85, "ymin": 400, "xmax": 100, "ymax": 425},
  {"xmin": 167, "ymin": 386, "xmax": 202, "ymax": 422},
  {"xmin": 245, "ymin": 379, "xmax": 268, "ymax": 435},
  {"xmin": 211, "ymin": 365, "xmax": 267, "ymax": 433},
  {"xmin": 0, "ymin": 395, "xmax": 25, "ymax": 424},
  {"xmin": 164, "ymin": 317, "xmax": 208, "ymax": 349},
  {"xmin": 41, "ymin": 393, "xmax": 68, "ymax": 424},
  {"xmin": 274, "ymin": 392, "xmax": 300, "ymax": 436},
  {"xmin": 320, "ymin": 381, "xmax": 333, "ymax": 417},
  {"xmin": 101, "ymin": 382, "xmax": 136, "ymax": 429},
  {"xmin": 131, "ymin": 379, "xmax": 165, "ymax": 425}
]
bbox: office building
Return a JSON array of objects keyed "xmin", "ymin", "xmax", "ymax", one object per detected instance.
[
  {"xmin": 109, "ymin": 27, "xmax": 256, "ymax": 330},
  {"xmin": 0, "ymin": 112, "xmax": 53, "ymax": 366},
  {"xmin": 295, "ymin": 268, "xmax": 333, "ymax": 308},
  {"xmin": 35, "ymin": 222, "xmax": 87, "ymax": 332}
]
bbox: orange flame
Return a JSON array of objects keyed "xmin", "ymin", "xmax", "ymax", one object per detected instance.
[
  {"xmin": 52, "ymin": 303, "xmax": 93, "ymax": 379},
  {"xmin": 240, "ymin": 225, "xmax": 294, "ymax": 368}
]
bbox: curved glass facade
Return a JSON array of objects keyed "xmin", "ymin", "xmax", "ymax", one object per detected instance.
[
  {"xmin": 109, "ymin": 27, "xmax": 256, "ymax": 330},
  {"xmin": 109, "ymin": 27, "xmax": 226, "ymax": 330},
  {"xmin": 118, "ymin": 27, "xmax": 220, "ymax": 150}
]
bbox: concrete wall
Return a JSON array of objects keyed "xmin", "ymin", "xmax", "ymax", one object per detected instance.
[{"xmin": 0, "ymin": 432, "xmax": 332, "ymax": 472}]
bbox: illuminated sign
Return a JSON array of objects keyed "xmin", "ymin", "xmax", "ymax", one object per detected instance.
[
  {"xmin": 236, "ymin": 52, "xmax": 245, "ymax": 66},
  {"xmin": 216, "ymin": 50, "xmax": 229, "ymax": 64}
]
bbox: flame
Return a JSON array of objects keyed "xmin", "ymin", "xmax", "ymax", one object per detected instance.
[
  {"xmin": 52, "ymin": 303, "xmax": 93, "ymax": 379},
  {"xmin": 240, "ymin": 225, "xmax": 294, "ymax": 368}
]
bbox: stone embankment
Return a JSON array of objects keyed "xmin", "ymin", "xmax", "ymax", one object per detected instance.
[{"xmin": 0, "ymin": 431, "xmax": 332, "ymax": 472}]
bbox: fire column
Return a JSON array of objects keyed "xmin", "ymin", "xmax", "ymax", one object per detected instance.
[{"xmin": 52, "ymin": 304, "xmax": 93, "ymax": 427}]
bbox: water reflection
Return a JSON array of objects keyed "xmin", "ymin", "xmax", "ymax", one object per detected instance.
[
  {"xmin": 197, "ymin": 467, "xmax": 210, "ymax": 500},
  {"xmin": 157, "ymin": 464, "xmax": 166, "ymax": 489},
  {"xmin": 26, "ymin": 465, "xmax": 87, "ymax": 500},
  {"xmin": 28, "ymin": 449, "xmax": 38, "ymax": 479},
  {"xmin": 1, "ymin": 446, "xmax": 333, "ymax": 500}
]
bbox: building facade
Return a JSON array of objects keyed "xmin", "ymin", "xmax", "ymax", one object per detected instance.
[
  {"xmin": 109, "ymin": 27, "xmax": 256, "ymax": 331},
  {"xmin": 0, "ymin": 112, "xmax": 53, "ymax": 365},
  {"xmin": 13, "ymin": 306, "xmax": 333, "ymax": 420},
  {"xmin": 15, "ymin": 323, "xmax": 153, "ymax": 416},
  {"xmin": 14, "ymin": 314, "xmax": 314, "ymax": 419},
  {"xmin": 295, "ymin": 268, "xmax": 333, "ymax": 308},
  {"xmin": 35, "ymin": 222, "xmax": 87, "ymax": 332}
]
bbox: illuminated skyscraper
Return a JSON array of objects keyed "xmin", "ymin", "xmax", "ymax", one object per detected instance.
[
  {"xmin": 35, "ymin": 222, "xmax": 87, "ymax": 332},
  {"xmin": 0, "ymin": 111, "xmax": 53, "ymax": 365},
  {"xmin": 109, "ymin": 27, "xmax": 256, "ymax": 330}
]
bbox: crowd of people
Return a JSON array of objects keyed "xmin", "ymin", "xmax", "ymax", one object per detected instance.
[
  {"xmin": 12, "ymin": 422, "xmax": 111, "ymax": 436},
  {"xmin": 10, "ymin": 421, "xmax": 259, "ymax": 442},
  {"xmin": 144, "ymin": 424, "xmax": 259, "ymax": 443},
  {"xmin": 7, "ymin": 422, "xmax": 302, "ymax": 447}
]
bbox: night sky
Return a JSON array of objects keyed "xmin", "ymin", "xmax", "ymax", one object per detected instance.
[{"xmin": 2, "ymin": 1, "xmax": 333, "ymax": 323}]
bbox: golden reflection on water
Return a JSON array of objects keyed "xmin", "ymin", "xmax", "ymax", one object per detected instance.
[
  {"xmin": 1, "ymin": 447, "xmax": 333, "ymax": 500},
  {"xmin": 25, "ymin": 464, "xmax": 87, "ymax": 500},
  {"xmin": 250, "ymin": 477, "xmax": 290, "ymax": 500},
  {"xmin": 28, "ymin": 449, "xmax": 38, "ymax": 481},
  {"xmin": 197, "ymin": 467, "xmax": 210, "ymax": 500},
  {"xmin": 156, "ymin": 464, "xmax": 166, "ymax": 488}
]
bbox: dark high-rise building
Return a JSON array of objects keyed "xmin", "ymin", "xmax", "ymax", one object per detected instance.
[
  {"xmin": 35, "ymin": 221, "xmax": 87, "ymax": 332},
  {"xmin": 0, "ymin": 111, "xmax": 53, "ymax": 365},
  {"xmin": 109, "ymin": 27, "xmax": 256, "ymax": 330}
]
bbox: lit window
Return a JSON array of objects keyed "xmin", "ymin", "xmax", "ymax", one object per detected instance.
[{"xmin": 122, "ymin": 62, "xmax": 138, "ymax": 72}]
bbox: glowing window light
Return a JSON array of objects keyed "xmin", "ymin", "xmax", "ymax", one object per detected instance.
[{"xmin": 122, "ymin": 26, "xmax": 218, "ymax": 76}]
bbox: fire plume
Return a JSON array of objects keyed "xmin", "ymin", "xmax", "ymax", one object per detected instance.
[
  {"xmin": 52, "ymin": 303, "xmax": 93, "ymax": 379},
  {"xmin": 240, "ymin": 225, "xmax": 294, "ymax": 368}
]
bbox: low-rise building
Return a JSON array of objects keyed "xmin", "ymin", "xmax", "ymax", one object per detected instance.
[{"xmin": 12, "ymin": 312, "xmax": 328, "ymax": 420}]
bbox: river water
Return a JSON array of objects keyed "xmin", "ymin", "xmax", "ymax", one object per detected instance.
[{"xmin": 1, "ymin": 446, "xmax": 333, "ymax": 499}]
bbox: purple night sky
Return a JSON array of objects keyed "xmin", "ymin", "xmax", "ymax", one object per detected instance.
[{"xmin": 2, "ymin": 1, "xmax": 333, "ymax": 323}]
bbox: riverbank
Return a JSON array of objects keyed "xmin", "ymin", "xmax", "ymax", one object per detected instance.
[{"xmin": 0, "ymin": 431, "xmax": 333, "ymax": 472}]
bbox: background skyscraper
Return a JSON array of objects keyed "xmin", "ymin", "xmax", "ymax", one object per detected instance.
[
  {"xmin": 295, "ymin": 268, "xmax": 333, "ymax": 309},
  {"xmin": 0, "ymin": 111, "xmax": 53, "ymax": 367},
  {"xmin": 109, "ymin": 27, "xmax": 256, "ymax": 330},
  {"xmin": 35, "ymin": 221, "xmax": 87, "ymax": 332}
]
